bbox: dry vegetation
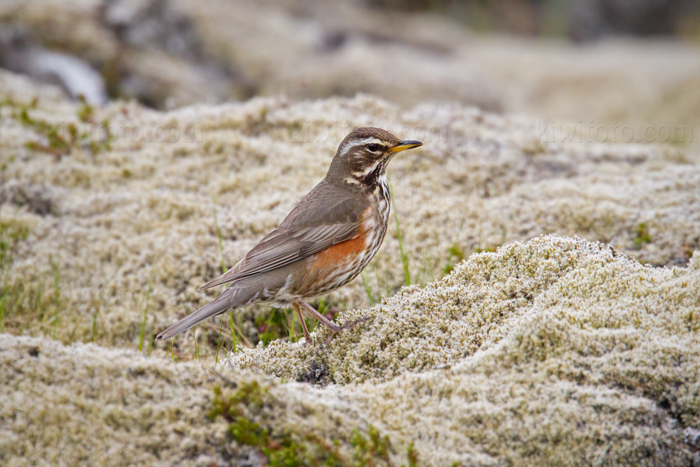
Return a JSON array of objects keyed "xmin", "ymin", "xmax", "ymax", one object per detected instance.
[
  {"xmin": 1, "ymin": 69, "xmax": 698, "ymax": 356},
  {"xmin": 2, "ymin": 235, "xmax": 699, "ymax": 466},
  {"xmin": 0, "ymin": 47, "xmax": 699, "ymax": 464}
]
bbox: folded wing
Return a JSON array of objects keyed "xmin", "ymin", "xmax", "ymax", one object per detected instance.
[
  {"xmin": 198, "ymin": 223, "xmax": 359, "ymax": 290},
  {"xmin": 199, "ymin": 184, "xmax": 368, "ymax": 291}
]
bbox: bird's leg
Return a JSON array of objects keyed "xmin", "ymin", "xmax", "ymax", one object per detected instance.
[
  {"xmin": 292, "ymin": 302, "xmax": 312, "ymax": 345},
  {"xmin": 296, "ymin": 300, "xmax": 367, "ymax": 345}
]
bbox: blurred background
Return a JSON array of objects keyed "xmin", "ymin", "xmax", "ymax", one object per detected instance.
[{"xmin": 1, "ymin": 0, "xmax": 699, "ymax": 147}]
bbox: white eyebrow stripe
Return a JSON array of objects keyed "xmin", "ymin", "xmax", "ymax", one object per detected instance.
[{"xmin": 339, "ymin": 137, "xmax": 384, "ymax": 156}]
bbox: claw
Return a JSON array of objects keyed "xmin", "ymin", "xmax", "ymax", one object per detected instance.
[
  {"xmin": 323, "ymin": 316, "xmax": 368, "ymax": 345},
  {"xmin": 323, "ymin": 331, "xmax": 338, "ymax": 346},
  {"xmin": 295, "ymin": 300, "xmax": 368, "ymax": 346}
]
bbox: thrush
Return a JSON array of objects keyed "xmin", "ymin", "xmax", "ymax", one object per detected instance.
[{"xmin": 156, "ymin": 127, "xmax": 422, "ymax": 344}]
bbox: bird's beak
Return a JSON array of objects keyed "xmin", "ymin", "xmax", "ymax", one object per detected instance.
[{"xmin": 388, "ymin": 140, "xmax": 423, "ymax": 154}]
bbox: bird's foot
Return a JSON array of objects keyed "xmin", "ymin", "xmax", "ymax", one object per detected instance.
[
  {"xmin": 322, "ymin": 316, "xmax": 368, "ymax": 345},
  {"xmin": 296, "ymin": 300, "xmax": 368, "ymax": 346}
]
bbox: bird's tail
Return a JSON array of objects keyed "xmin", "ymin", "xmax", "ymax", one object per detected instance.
[{"xmin": 156, "ymin": 287, "xmax": 248, "ymax": 340}]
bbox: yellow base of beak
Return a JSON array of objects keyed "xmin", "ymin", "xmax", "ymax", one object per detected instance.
[{"xmin": 389, "ymin": 140, "xmax": 423, "ymax": 154}]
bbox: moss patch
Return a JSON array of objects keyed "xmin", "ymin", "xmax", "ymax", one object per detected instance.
[
  {"xmin": 1, "ymin": 73, "xmax": 699, "ymax": 357},
  {"xmin": 1, "ymin": 236, "xmax": 699, "ymax": 465}
]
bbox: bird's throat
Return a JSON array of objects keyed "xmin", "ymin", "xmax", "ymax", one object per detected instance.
[{"xmin": 345, "ymin": 159, "xmax": 389, "ymax": 188}]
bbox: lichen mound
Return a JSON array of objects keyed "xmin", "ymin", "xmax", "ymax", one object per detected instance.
[
  {"xmin": 226, "ymin": 235, "xmax": 700, "ymax": 466},
  {"xmin": 227, "ymin": 235, "xmax": 700, "ymax": 386},
  {"xmin": 3, "ymin": 236, "xmax": 699, "ymax": 466},
  {"xmin": 1, "ymin": 70, "xmax": 700, "ymax": 465},
  {"xmin": 2, "ymin": 69, "xmax": 699, "ymax": 352}
]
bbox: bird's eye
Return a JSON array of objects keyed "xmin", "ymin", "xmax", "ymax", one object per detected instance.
[{"xmin": 367, "ymin": 143, "xmax": 380, "ymax": 152}]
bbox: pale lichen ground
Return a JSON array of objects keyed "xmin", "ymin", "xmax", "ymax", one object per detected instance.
[
  {"xmin": 2, "ymin": 236, "xmax": 699, "ymax": 466},
  {"xmin": 1, "ymin": 71, "xmax": 700, "ymax": 465},
  {"xmin": 1, "ymin": 70, "xmax": 698, "ymax": 354}
]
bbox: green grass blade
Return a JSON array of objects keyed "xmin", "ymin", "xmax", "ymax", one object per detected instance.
[
  {"xmin": 229, "ymin": 312, "xmax": 239, "ymax": 354},
  {"xmin": 289, "ymin": 307, "xmax": 297, "ymax": 343},
  {"xmin": 0, "ymin": 244, "xmax": 9, "ymax": 333},
  {"xmin": 0, "ymin": 293, "xmax": 5, "ymax": 333},
  {"xmin": 361, "ymin": 273, "xmax": 376, "ymax": 306},
  {"xmin": 91, "ymin": 306, "xmax": 98, "ymax": 342},
  {"xmin": 388, "ymin": 180, "xmax": 411, "ymax": 286},
  {"xmin": 50, "ymin": 255, "xmax": 61, "ymax": 339},
  {"xmin": 194, "ymin": 330, "xmax": 200, "ymax": 361},
  {"xmin": 138, "ymin": 271, "xmax": 153, "ymax": 352},
  {"xmin": 51, "ymin": 255, "xmax": 60, "ymax": 303},
  {"xmin": 215, "ymin": 318, "xmax": 224, "ymax": 364},
  {"xmin": 212, "ymin": 202, "xmax": 226, "ymax": 274},
  {"xmin": 35, "ymin": 281, "xmax": 43, "ymax": 321},
  {"xmin": 170, "ymin": 340, "xmax": 177, "ymax": 362},
  {"xmin": 147, "ymin": 314, "xmax": 155, "ymax": 357}
]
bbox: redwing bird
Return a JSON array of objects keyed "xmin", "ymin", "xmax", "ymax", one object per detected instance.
[{"xmin": 156, "ymin": 127, "xmax": 422, "ymax": 344}]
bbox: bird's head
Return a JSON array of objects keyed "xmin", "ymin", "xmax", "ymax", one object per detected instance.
[{"xmin": 327, "ymin": 127, "xmax": 422, "ymax": 187}]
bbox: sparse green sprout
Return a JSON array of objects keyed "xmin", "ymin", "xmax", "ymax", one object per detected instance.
[
  {"xmin": 443, "ymin": 244, "xmax": 465, "ymax": 275},
  {"xmin": 138, "ymin": 271, "xmax": 153, "ymax": 352},
  {"xmin": 256, "ymin": 308, "xmax": 290, "ymax": 346},
  {"xmin": 634, "ymin": 222, "xmax": 652, "ymax": 246},
  {"xmin": 0, "ymin": 219, "xmax": 75, "ymax": 342},
  {"xmin": 14, "ymin": 100, "xmax": 111, "ymax": 158},
  {"xmin": 91, "ymin": 305, "xmax": 99, "ymax": 342},
  {"xmin": 215, "ymin": 319, "xmax": 225, "ymax": 364},
  {"xmin": 361, "ymin": 274, "xmax": 376, "ymax": 306},
  {"xmin": 194, "ymin": 330, "xmax": 201, "ymax": 361},
  {"xmin": 405, "ymin": 442, "xmax": 419, "ymax": 467},
  {"xmin": 229, "ymin": 312, "xmax": 240, "ymax": 353},
  {"xmin": 213, "ymin": 202, "xmax": 226, "ymax": 274},
  {"xmin": 388, "ymin": 180, "xmax": 411, "ymax": 286},
  {"xmin": 49, "ymin": 255, "xmax": 62, "ymax": 340},
  {"xmin": 351, "ymin": 425, "xmax": 392, "ymax": 465},
  {"xmin": 76, "ymin": 95, "xmax": 94, "ymax": 123},
  {"xmin": 210, "ymin": 384, "xmax": 408, "ymax": 467},
  {"xmin": 0, "ymin": 220, "xmax": 29, "ymax": 265}
]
